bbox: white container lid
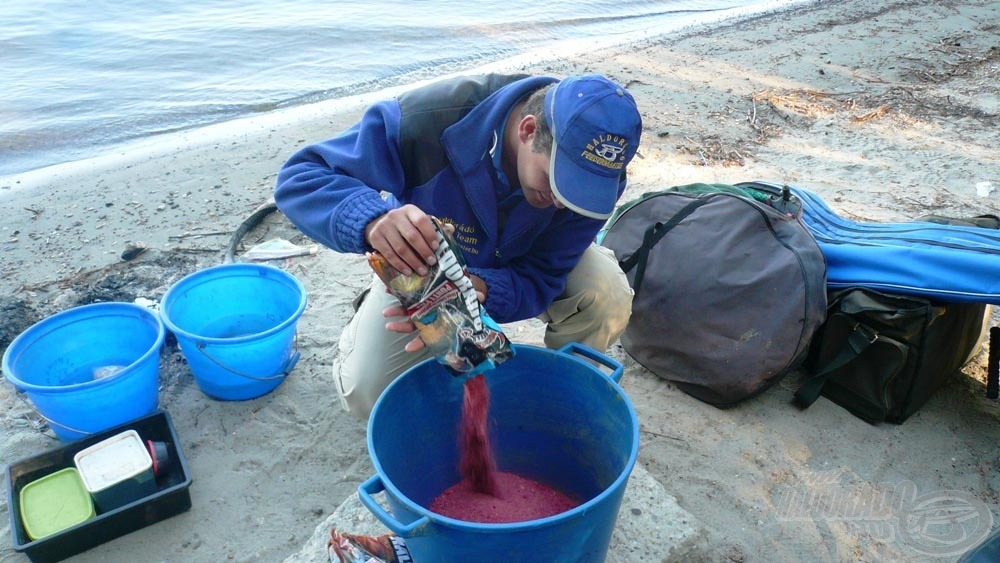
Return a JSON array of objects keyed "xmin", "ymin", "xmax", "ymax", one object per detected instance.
[{"xmin": 73, "ymin": 429, "xmax": 153, "ymax": 493}]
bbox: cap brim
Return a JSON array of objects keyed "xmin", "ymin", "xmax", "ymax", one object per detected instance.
[{"xmin": 549, "ymin": 136, "xmax": 619, "ymax": 220}]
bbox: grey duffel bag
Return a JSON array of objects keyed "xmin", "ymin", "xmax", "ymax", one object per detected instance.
[{"xmin": 597, "ymin": 182, "xmax": 828, "ymax": 407}]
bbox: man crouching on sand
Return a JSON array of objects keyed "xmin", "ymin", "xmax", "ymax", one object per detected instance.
[{"xmin": 274, "ymin": 73, "xmax": 642, "ymax": 420}]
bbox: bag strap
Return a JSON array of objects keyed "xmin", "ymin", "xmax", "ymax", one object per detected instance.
[
  {"xmin": 988, "ymin": 326, "xmax": 999, "ymax": 400},
  {"xmin": 618, "ymin": 198, "xmax": 708, "ymax": 294},
  {"xmin": 794, "ymin": 322, "xmax": 879, "ymax": 407}
]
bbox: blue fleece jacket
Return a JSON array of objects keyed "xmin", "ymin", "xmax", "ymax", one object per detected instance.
[{"xmin": 274, "ymin": 75, "xmax": 625, "ymax": 323}]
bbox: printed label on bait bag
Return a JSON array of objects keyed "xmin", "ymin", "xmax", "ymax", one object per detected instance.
[{"xmin": 367, "ymin": 218, "xmax": 514, "ymax": 374}]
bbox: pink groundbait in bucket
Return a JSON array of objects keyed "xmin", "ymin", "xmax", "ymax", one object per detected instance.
[
  {"xmin": 2, "ymin": 302, "xmax": 165, "ymax": 441},
  {"xmin": 359, "ymin": 343, "xmax": 639, "ymax": 563},
  {"xmin": 159, "ymin": 263, "xmax": 307, "ymax": 401}
]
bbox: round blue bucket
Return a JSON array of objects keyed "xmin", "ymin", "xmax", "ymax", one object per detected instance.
[
  {"xmin": 2, "ymin": 302, "xmax": 165, "ymax": 441},
  {"xmin": 359, "ymin": 343, "xmax": 639, "ymax": 563},
  {"xmin": 159, "ymin": 263, "xmax": 307, "ymax": 401}
]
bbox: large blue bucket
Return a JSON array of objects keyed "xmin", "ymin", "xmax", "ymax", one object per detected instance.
[
  {"xmin": 159, "ymin": 263, "xmax": 306, "ymax": 401},
  {"xmin": 2, "ymin": 302, "xmax": 165, "ymax": 441},
  {"xmin": 359, "ymin": 343, "xmax": 639, "ymax": 563}
]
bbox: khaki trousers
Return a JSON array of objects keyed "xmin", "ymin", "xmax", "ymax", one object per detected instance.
[{"xmin": 334, "ymin": 243, "xmax": 632, "ymax": 420}]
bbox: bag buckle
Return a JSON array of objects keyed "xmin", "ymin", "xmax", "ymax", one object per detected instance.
[{"xmin": 853, "ymin": 322, "xmax": 878, "ymax": 344}]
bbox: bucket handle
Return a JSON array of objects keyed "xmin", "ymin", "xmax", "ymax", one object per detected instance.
[
  {"xmin": 558, "ymin": 342, "xmax": 624, "ymax": 384},
  {"xmin": 13, "ymin": 390, "xmax": 91, "ymax": 437},
  {"xmin": 194, "ymin": 335, "xmax": 301, "ymax": 381},
  {"xmin": 358, "ymin": 475, "xmax": 430, "ymax": 538}
]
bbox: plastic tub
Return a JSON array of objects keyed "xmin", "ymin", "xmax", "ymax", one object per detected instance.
[
  {"xmin": 74, "ymin": 429, "xmax": 156, "ymax": 513},
  {"xmin": 2, "ymin": 302, "xmax": 165, "ymax": 441},
  {"xmin": 159, "ymin": 263, "xmax": 307, "ymax": 400},
  {"xmin": 359, "ymin": 343, "xmax": 639, "ymax": 563},
  {"xmin": 19, "ymin": 468, "xmax": 95, "ymax": 541}
]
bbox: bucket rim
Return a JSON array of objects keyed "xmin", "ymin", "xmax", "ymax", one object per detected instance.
[
  {"xmin": 159, "ymin": 263, "xmax": 307, "ymax": 344},
  {"xmin": 2, "ymin": 302, "xmax": 166, "ymax": 394},
  {"xmin": 365, "ymin": 343, "xmax": 640, "ymax": 532}
]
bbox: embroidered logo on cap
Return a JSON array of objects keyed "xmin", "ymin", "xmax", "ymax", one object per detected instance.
[{"xmin": 582, "ymin": 133, "xmax": 628, "ymax": 170}]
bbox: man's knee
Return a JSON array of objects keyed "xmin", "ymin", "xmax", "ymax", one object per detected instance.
[
  {"xmin": 573, "ymin": 244, "xmax": 633, "ymax": 322},
  {"xmin": 542, "ymin": 245, "xmax": 633, "ymax": 350},
  {"xmin": 592, "ymin": 282, "xmax": 633, "ymax": 331},
  {"xmin": 333, "ymin": 281, "xmax": 392, "ymax": 421},
  {"xmin": 334, "ymin": 325, "xmax": 380, "ymax": 421},
  {"xmin": 333, "ymin": 283, "xmax": 435, "ymax": 422},
  {"xmin": 334, "ymin": 358, "xmax": 378, "ymax": 421}
]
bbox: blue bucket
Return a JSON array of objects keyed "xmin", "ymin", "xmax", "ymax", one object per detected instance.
[
  {"xmin": 2, "ymin": 303, "xmax": 165, "ymax": 441},
  {"xmin": 159, "ymin": 263, "xmax": 307, "ymax": 401},
  {"xmin": 359, "ymin": 343, "xmax": 639, "ymax": 563}
]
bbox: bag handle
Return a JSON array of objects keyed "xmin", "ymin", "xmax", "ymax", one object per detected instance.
[
  {"xmin": 794, "ymin": 322, "xmax": 879, "ymax": 407},
  {"xmin": 618, "ymin": 198, "xmax": 708, "ymax": 294}
]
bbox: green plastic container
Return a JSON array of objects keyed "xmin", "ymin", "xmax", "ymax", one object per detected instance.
[{"xmin": 19, "ymin": 468, "xmax": 95, "ymax": 540}]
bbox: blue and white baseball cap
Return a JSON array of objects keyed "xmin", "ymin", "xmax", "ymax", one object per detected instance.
[{"xmin": 545, "ymin": 74, "xmax": 642, "ymax": 220}]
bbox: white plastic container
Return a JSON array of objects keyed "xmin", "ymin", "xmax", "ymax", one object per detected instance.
[{"xmin": 73, "ymin": 429, "xmax": 156, "ymax": 513}]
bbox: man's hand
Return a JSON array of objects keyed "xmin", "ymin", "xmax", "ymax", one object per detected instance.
[
  {"xmin": 382, "ymin": 276, "xmax": 487, "ymax": 353},
  {"xmin": 382, "ymin": 304, "xmax": 426, "ymax": 352},
  {"xmin": 365, "ymin": 204, "xmax": 439, "ymax": 276}
]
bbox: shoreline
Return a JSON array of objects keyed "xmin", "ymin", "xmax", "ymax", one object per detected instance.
[
  {"xmin": 0, "ymin": 0, "xmax": 812, "ymax": 189},
  {"xmin": 3, "ymin": 0, "xmax": 999, "ymax": 562},
  {"xmin": 0, "ymin": 0, "xmax": 820, "ymax": 299}
]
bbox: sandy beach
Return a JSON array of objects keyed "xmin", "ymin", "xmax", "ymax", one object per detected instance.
[{"xmin": 2, "ymin": 0, "xmax": 999, "ymax": 561}]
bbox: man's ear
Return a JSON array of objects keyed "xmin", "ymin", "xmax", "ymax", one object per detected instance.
[{"xmin": 517, "ymin": 114, "xmax": 537, "ymax": 144}]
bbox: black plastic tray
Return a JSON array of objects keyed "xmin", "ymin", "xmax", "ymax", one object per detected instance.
[{"xmin": 5, "ymin": 410, "xmax": 193, "ymax": 563}]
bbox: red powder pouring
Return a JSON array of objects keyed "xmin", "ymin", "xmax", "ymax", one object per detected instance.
[
  {"xmin": 430, "ymin": 374, "xmax": 580, "ymax": 523},
  {"xmin": 458, "ymin": 374, "xmax": 498, "ymax": 496}
]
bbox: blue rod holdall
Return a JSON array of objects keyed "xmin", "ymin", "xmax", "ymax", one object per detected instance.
[{"xmin": 738, "ymin": 181, "xmax": 1000, "ymax": 305}]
